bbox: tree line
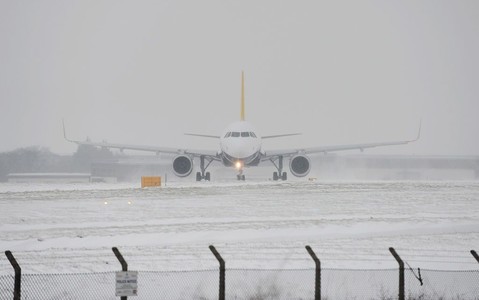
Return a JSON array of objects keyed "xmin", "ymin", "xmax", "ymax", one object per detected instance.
[{"xmin": 0, "ymin": 145, "xmax": 114, "ymax": 182}]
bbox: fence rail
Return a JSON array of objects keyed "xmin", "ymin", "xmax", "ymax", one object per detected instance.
[{"xmin": 2, "ymin": 247, "xmax": 478, "ymax": 300}]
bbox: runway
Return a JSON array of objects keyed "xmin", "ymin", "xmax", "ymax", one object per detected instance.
[{"xmin": 0, "ymin": 180, "xmax": 478, "ymax": 275}]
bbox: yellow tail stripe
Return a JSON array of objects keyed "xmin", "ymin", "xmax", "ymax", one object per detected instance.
[{"xmin": 241, "ymin": 71, "xmax": 245, "ymax": 121}]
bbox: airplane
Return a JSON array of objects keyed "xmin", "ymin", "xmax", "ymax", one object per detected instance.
[{"xmin": 64, "ymin": 72, "xmax": 421, "ymax": 181}]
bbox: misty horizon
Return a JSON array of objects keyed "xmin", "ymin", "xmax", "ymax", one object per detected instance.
[{"xmin": 1, "ymin": 1, "xmax": 478, "ymax": 156}]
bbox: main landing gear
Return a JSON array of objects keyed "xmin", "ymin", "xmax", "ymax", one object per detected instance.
[
  {"xmin": 270, "ymin": 155, "xmax": 288, "ymax": 181},
  {"xmin": 196, "ymin": 171, "xmax": 210, "ymax": 181},
  {"xmin": 273, "ymin": 171, "xmax": 287, "ymax": 181},
  {"xmin": 196, "ymin": 155, "xmax": 213, "ymax": 181}
]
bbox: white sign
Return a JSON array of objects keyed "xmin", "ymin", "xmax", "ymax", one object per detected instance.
[{"xmin": 115, "ymin": 271, "xmax": 138, "ymax": 297}]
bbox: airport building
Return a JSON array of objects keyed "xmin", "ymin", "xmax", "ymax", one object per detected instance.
[
  {"xmin": 7, "ymin": 155, "xmax": 477, "ymax": 183},
  {"xmin": 315, "ymin": 154, "xmax": 479, "ymax": 180},
  {"xmin": 88, "ymin": 154, "xmax": 479, "ymax": 182},
  {"xmin": 7, "ymin": 173, "xmax": 91, "ymax": 183}
]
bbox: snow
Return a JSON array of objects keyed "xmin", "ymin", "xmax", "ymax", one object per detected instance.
[{"xmin": 0, "ymin": 180, "xmax": 478, "ymax": 277}]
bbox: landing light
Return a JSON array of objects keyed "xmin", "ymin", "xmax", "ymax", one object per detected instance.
[{"xmin": 235, "ymin": 161, "xmax": 242, "ymax": 170}]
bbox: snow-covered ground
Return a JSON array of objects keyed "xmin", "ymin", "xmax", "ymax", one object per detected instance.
[{"xmin": 1, "ymin": 180, "xmax": 478, "ymax": 276}]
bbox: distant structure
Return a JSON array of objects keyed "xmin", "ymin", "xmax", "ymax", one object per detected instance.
[
  {"xmin": 316, "ymin": 155, "xmax": 479, "ymax": 180},
  {"xmin": 89, "ymin": 154, "xmax": 479, "ymax": 182},
  {"xmin": 7, "ymin": 173, "xmax": 91, "ymax": 183}
]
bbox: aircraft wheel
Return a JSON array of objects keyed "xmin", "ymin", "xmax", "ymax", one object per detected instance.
[
  {"xmin": 241, "ymin": 175, "xmax": 245, "ymax": 181},
  {"xmin": 196, "ymin": 172, "xmax": 202, "ymax": 181},
  {"xmin": 282, "ymin": 172, "xmax": 287, "ymax": 181},
  {"xmin": 273, "ymin": 172, "xmax": 278, "ymax": 181},
  {"xmin": 205, "ymin": 172, "xmax": 211, "ymax": 181}
]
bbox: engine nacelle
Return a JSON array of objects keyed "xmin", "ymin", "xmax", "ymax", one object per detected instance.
[
  {"xmin": 172, "ymin": 155, "xmax": 193, "ymax": 177},
  {"xmin": 289, "ymin": 155, "xmax": 311, "ymax": 177}
]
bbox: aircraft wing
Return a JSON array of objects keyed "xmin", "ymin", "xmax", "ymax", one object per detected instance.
[
  {"xmin": 262, "ymin": 133, "xmax": 301, "ymax": 139},
  {"xmin": 262, "ymin": 122, "xmax": 421, "ymax": 160},
  {"xmin": 63, "ymin": 122, "xmax": 219, "ymax": 159}
]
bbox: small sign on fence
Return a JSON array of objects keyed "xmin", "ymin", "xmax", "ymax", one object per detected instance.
[{"xmin": 115, "ymin": 271, "xmax": 138, "ymax": 297}]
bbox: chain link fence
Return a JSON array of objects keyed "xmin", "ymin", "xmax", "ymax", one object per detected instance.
[{"xmin": 1, "ymin": 268, "xmax": 478, "ymax": 300}]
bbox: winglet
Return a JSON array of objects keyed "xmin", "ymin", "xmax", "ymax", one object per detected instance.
[
  {"xmin": 410, "ymin": 119, "xmax": 422, "ymax": 142},
  {"xmin": 416, "ymin": 119, "xmax": 422, "ymax": 141},
  {"xmin": 240, "ymin": 71, "xmax": 245, "ymax": 121},
  {"xmin": 62, "ymin": 119, "xmax": 74, "ymax": 143},
  {"xmin": 62, "ymin": 119, "xmax": 68, "ymax": 140}
]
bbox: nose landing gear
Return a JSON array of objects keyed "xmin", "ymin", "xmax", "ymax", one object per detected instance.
[
  {"xmin": 235, "ymin": 161, "xmax": 246, "ymax": 180},
  {"xmin": 236, "ymin": 165, "xmax": 245, "ymax": 181}
]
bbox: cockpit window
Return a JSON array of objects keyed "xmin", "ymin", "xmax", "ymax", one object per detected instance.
[
  {"xmin": 232, "ymin": 132, "xmax": 240, "ymax": 137},
  {"xmin": 250, "ymin": 132, "xmax": 257, "ymax": 138},
  {"xmin": 224, "ymin": 132, "xmax": 231, "ymax": 138},
  {"xmin": 241, "ymin": 132, "xmax": 250, "ymax": 137}
]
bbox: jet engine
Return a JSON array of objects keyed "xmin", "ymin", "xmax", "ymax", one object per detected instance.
[
  {"xmin": 289, "ymin": 155, "xmax": 311, "ymax": 177},
  {"xmin": 173, "ymin": 155, "xmax": 193, "ymax": 177}
]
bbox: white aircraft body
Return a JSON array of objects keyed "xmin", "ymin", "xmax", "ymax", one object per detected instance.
[{"xmin": 64, "ymin": 73, "xmax": 420, "ymax": 181}]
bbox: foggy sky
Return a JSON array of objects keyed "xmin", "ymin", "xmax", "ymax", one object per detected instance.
[{"xmin": 1, "ymin": 1, "xmax": 478, "ymax": 156}]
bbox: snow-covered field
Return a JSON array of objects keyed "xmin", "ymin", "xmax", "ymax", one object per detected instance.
[{"xmin": 1, "ymin": 180, "xmax": 478, "ymax": 275}]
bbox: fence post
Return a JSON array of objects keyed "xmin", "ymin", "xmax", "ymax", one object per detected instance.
[
  {"xmin": 209, "ymin": 245, "xmax": 225, "ymax": 300},
  {"xmin": 389, "ymin": 247, "xmax": 404, "ymax": 300},
  {"xmin": 305, "ymin": 246, "xmax": 321, "ymax": 300},
  {"xmin": 5, "ymin": 251, "xmax": 21, "ymax": 300},
  {"xmin": 471, "ymin": 250, "xmax": 479, "ymax": 263},
  {"xmin": 112, "ymin": 247, "xmax": 128, "ymax": 300}
]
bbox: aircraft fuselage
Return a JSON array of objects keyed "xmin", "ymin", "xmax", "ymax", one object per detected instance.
[{"xmin": 219, "ymin": 121, "xmax": 262, "ymax": 170}]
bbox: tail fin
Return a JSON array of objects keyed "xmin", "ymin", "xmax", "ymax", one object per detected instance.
[{"xmin": 240, "ymin": 71, "xmax": 245, "ymax": 121}]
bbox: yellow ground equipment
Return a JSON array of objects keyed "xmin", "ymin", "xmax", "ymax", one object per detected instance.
[{"xmin": 141, "ymin": 176, "xmax": 161, "ymax": 188}]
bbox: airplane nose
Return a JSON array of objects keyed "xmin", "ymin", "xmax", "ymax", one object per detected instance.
[
  {"xmin": 229, "ymin": 147, "xmax": 255, "ymax": 158},
  {"xmin": 222, "ymin": 138, "xmax": 259, "ymax": 159}
]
